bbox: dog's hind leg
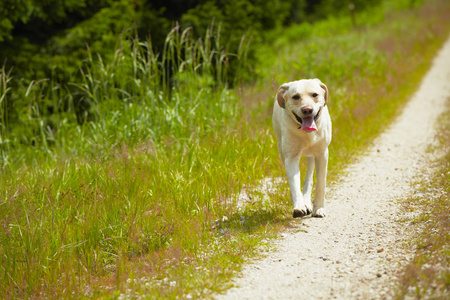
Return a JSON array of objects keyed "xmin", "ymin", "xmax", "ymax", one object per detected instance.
[
  {"xmin": 312, "ymin": 149, "xmax": 328, "ymax": 217},
  {"xmin": 302, "ymin": 156, "xmax": 314, "ymax": 215}
]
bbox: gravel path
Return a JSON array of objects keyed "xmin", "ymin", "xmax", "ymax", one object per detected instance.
[{"xmin": 216, "ymin": 36, "xmax": 450, "ymax": 300}]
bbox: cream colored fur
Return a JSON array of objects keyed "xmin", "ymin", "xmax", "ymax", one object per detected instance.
[{"xmin": 273, "ymin": 79, "xmax": 332, "ymax": 218}]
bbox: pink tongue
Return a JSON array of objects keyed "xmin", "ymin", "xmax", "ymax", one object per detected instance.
[{"xmin": 301, "ymin": 116, "xmax": 317, "ymax": 132}]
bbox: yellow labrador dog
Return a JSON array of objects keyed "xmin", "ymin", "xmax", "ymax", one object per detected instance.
[{"xmin": 273, "ymin": 79, "xmax": 331, "ymax": 218}]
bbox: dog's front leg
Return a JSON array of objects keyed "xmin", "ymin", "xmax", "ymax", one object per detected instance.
[
  {"xmin": 312, "ymin": 149, "xmax": 329, "ymax": 217},
  {"xmin": 285, "ymin": 155, "xmax": 310, "ymax": 218}
]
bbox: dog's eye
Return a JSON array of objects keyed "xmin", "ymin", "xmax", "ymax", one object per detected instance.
[
  {"xmin": 312, "ymin": 93, "xmax": 319, "ymax": 98},
  {"xmin": 292, "ymin": 95, "xmax": 300, "ymax": 100}
]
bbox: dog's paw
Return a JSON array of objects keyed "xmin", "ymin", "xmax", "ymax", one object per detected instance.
[
  {"xmin": 305, "ymin": 203, "xmax": 312, "ymax": 215},
  {"xmin": 292, "ymin": 206, "xmax": 312, "ymax": 218},
  {"xmin": 292, "ymin": 209, "xmax": 306, "ymax": 218},
  {"xmin": 312, "ymin": 207, "xmax": 326, "ymax": 218}
]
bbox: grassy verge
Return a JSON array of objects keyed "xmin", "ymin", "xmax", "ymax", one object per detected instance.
[
  {"xmin": 1, "ymin": 0, "xmax": 450, "ymax": 298},
  {"xmin": 1, "ymin": 125, "xmax": 286, "ymax": 298},
  {"xmin": 395, "ymin": 100, "xmax": 450, "ymax": 299}
]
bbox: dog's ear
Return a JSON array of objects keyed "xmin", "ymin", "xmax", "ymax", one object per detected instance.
[
  {"xmin": 277, "ymin": 83, "xmax": 290, "ymax": 108},
  {"xmin": 314, "ymin": 79, "xmax": 328, "ymax": 106}
]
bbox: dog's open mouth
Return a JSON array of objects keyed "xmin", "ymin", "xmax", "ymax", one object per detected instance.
[
  {"xmin": 300, "ymin": 116, "xmax": 317, "ymax": 132},
  {"xmin": 293, "ymin": 108, "xmax": 321, "ymax": 132}
]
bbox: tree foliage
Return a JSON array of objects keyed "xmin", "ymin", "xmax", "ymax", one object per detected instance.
[{"xmin": 0, "ymin": 0, "xmax": 384, "ymax": 80}]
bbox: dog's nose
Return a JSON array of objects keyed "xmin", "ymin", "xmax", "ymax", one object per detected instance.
[{"xmin": 301, "ymin": 106, "xmax": 313, "ymax": 115}]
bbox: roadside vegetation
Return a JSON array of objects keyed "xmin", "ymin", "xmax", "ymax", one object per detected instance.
[
  {"xmin": 395, "ymin": 101, "xmax": 450, "ymax": 299},
  {"xmin": 1, "ymin": 0, "xmax": 450, "ymax": 298}
]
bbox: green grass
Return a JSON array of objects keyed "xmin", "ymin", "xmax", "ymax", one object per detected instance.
[
  {"xmin": 395, "ymin": 100, "xmax": 450, "ymax": 299},
  {"xmin": 0, "ymin": 23, "xmax": 245, "ymax": 169},
  {"xmin": 1, "ymin": 125, "xmax": 286, "ymax": 298},
  {"xmin": 1, "ymin": 0, "xmax": 450, "ymax": 298}
]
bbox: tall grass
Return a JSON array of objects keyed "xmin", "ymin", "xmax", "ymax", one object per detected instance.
[
  {"xmin": 0, "ymin": 21, "xmax": 268, "ymax": 298},
  {"xmin": 1, "ymin": 0, "xmax": 450, "ymax": 298},
  {"xmin": 0, "ymin": 23, "xmax": 243, "ymax": 170},
  {"xmin": 0, "ymin": 65, "xmax": 12, "ymax": 167},
  {"xmin": 1, "ymin": 125, "xmax": 282, "ymax": 298}
]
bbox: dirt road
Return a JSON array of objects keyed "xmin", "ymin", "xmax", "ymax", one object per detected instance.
[{"xmin": 216, "ymin": 36, "xmax": 450, "ymax": 299}]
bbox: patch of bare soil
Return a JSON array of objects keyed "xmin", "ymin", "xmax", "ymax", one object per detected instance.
[{"xmin": 215, "ymin": 36, "xmax": 450, "ymax": 300}]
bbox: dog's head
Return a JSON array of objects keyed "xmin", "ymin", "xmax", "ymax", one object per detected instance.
[{"xmin": 277, "ymin": 79, "xmax": 328, "ymax": 132}]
